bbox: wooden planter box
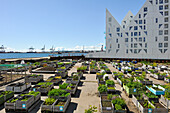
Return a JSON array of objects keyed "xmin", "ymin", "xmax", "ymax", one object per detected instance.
[
  {"xmin": 143, "ymin": 93, "xmax": 159, "ymax": 103},
  {"xmin": 26, "ymin": 83, "xmax": 31, "ymax": 89},
  {"xmin": 100, "ymin": 100, "xmax": 114, "ymax": 113},
  {"xmin": 164, "ymin": 77, "xmax": 170, "ymax": 83},
  {"xmin": 25, "ymin": 75, "xmax": 43, "ymax": 84},
  {"xmin": 16, "ymin": 95, "xmax": 34, "ymax": 110},
  {"xmin": 41, "ymin": 100, "xmax": 55, "ymax": 112},
  {"xmin": 5, "ymin": 91, "xmax": 14, "ymax": 101},
  {"xmin": 49, "ymin": 94, "xmax": 71, "ymax": 102},
  {"xmin": 56, "ymin": 71, "xmax": 68, "ymax": 78},
  {"xmin": 146, "ymin": 86, "xmax": 165, "ymax": 95},
  {"xmin": 0, "ymin": 95, "xmax": 4, "ymax": 105},
  {"xmin": 53, "ymin": 97, "xmax": 71, "ymax": 112},
  {"xmin": 5, "ymin": 97, "xmax": 18, "ymax": 110},
  {"xmin": 113, "ymin": 109, "xmax": 127, "ymax": 113},
  {"xmin": 14, "ymin": 83, "xmax": 27, "ymax": 93},
  {"xmin": 160, "ymin": 95, "xmax": 170, "ymax": 109}
]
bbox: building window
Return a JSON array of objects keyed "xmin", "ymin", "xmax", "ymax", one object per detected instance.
[
  {"xmin": 134, "ymin": 32, "xmax": 138, "ymax": 36},
  {"xmin": 144, "ymin": 25, "xmax": 146, "ymax": 30},
  {"xmin": 116, "ymin": 39, "xmax": 118, "ymax": 43},
  {"xmin": 165, "ymin": 5, "xmax": 169, "ymax": 9},
  {"xmin": 134, "ymin": 49, "xmax": 138, "ymax": 54},
  {"xmin": 144, "ymin": 49, "xmax": 147, "ymax": 53},
  {"xmin": 131, "ymin": 32, "xmax": 133, "ymax": 36},
  {"xmin": 121, "ymin": 33, "xmax": 123, "ymax": 37},
  {"xmin": 134, "ymin": 20, "xmax": 138, "ymax": 24},
  {"xmin": 131, "ymin": 38, "xmax": 133, "ymax": 42},
  {"xmin": 159, "ymin": 49, "xmax": 163, "ymax": 53},
  {"xmin": 118, "ymin": 44, "xmax": 120, "ymax": 48},
  {"xmin": 109, "ymin": 33, "xmax": 112, "ymax": 37},
  {"xmin": 145, "ymin": 43, "xmax": 147, "ymax": 48},
  {"xmin": 159, "ymin": 24, "xmax": 163, "ymax": 28},
  {"xmin": 125, "ymin": 32, "xmax": 128, "ymax": 36},
  {"xmin": 164, "ymin": 49, "xmax": 168, "ymax": 53},
  {"xmin": 134, "ymin": 26, "xmax": 138, "ymax": 30},
  {"xmin": 109, "ymin": 17, "xmax": 112, "ymax": 22},
  {"xmin": 126, "ymin": 49, "xmax": 128, "ymax": 53},
  {"xmin": 164, "ymin": 43, "xmax": 168, "ymax": 47},
  {"xmin": 139, "ymin": 32, "xmax": 141, "ymax": 36},
  {"xmin": 160, "ymin": 12, "xmax": 163, "ymax": 15},
  {"xmin": 164, "ymin": 36, "xmax": 168, "ymax": 41},
  {"xmin": 139, "ymin": 14, "xmax": 141, "ymax": 18},
  {"xmin": 144, "ymin": 20, "xmax": 146, "ymax": 24},
  {"xmin": 139, "ymin": 37, "xmax": 142, "ymax": 42},
  {"xmin": 155, "ymin": 37, "xmax": 158, "ymax": 42},
  {"xmin": 144, "ymin": 7, "xmax": 148, "ymax": 12},
  {"xmin": 156, "ymin": 0, "xmax": 158, "ymax": 4},
  {"xmin": 131, "ymin": 44, "xmax": 133, "ymax": 48},
  {"xmin": 143, "ymin": 37, "xmax": 146, "ymax": 42},
  {"xmin": 117, "ymin": 27, "xmax": 120, "ymax": 32},
  {"xmin": 144, "ymin": 31, "xmax": 147, "ymax": 35},
  {"xmin": 159, "ymin": 5, "xmax": 163, "ymax": 10},
  {"xmin": 144, "ymin": 13, "xmax": 147, "ymax": 18},
  {"xmin": 125, "ymin": 38, "xmax": 128, "ymax": 42},
  {"xmin": 139, "ymin": 26, "xmax": 142, "ymax": 29},
  {"xmin": 134, "ymin": 43, "xmax": 137, "ymax": 48},
  {"xmin": 123, "ymin": 25, "xmax": 125, "ymax": 28},
  {"xmin": 108, "ymin": 28, "xmax": 110, "ymax": 32},
  {"xmin": 159, "ymin": 0, "xmax": 163, "ymax": 4},
  {"xmin": 159, "ymin": 43, "xmax": 163, "ymax": 47},
  {"xmin": 156, "ymin": 18, "xmax": 158, "ymax": 23},
  {"xmin": 159, "ymin": 30, "xmax": 163, "ymax": 35},
  {"xmin": 129, "ymin": 26, "xmax": 133, "ymax": 30},
  {"xmin": 164, "ymin": 30, "xmax": 168, "ymax": 35},
  {"xmin": 165, "ymin": 11, "xmax": 169, "ymax": 16},
  {"xmin": 139, "ymin": 20, "xmax": 142, "ymax": 24},
  {"xmin": 165, "ymin": 17, "xmax": 169, "ymax": 22},
  {"xmin": 165, "ymin": 0, "xmax": 169, "ymax": 3},
  {"xmin": 110, "ymin": 44, "xmax": 112, "ymax": 48},
  {"xmin": 164, "ymin": 24, "xmax": 169, "ymax": 28}
]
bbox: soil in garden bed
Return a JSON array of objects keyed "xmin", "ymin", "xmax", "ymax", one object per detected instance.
[
  {"xmin": 55, "ymin": 100, "xmax": 66, "ymax": 106},
  {"xmin": 101, "ymin": 95, "xmax": 108, "ymax": 100},
  {"xmin": 37, "ymin": 67, "xmax": 56, "ymax": 71},
  {"xmin": 102, "ymin": 101, "xmax": 112, "ymax": 107}
]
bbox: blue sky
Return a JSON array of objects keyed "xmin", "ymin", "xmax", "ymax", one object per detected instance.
[{"xmin": 0, "ymin": 0, "xmax": 145, "ymax": 51}]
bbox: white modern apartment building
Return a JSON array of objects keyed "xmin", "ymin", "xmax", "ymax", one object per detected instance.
[{"xmin": 86, "ymin": 0, "xmax": 170, "ymax": 60}]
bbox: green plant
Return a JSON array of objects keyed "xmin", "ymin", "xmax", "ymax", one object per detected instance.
[
  {"xmin": 21, "ymin": 96, "xmax": 30, "ymax": 101},
  {"xmin": 44, "ymin": 98, "xmax": 55, "ymax": 105},
  {"xmin": 106, "ymin": 80, "xmax": 115, "ymax": 86},
  {"xmin": 115, "ymin": 104, "xmax": 123, "ymax": 110},
  {"xmin": 144, "ymin": 92, "xmax": 158, "ymax": 98},
  {"xmin": 107, "ymin": 94, "xmax": 113, "ymax": 100},
  {"xmin": 59, "ymin": 83, "xmax": 69, "ymax": 89},
  {"xmin": 98, "ymin": 85, "xmax": 107, "ymax": 93},
  {"xmin": 112, "ymin": 98, "xmax": 126, "ymax": 107},
  {"xmin": 48, "ymin": 89, "xmax": 70, "ymax": 97},
  {"xmin": 67, "ymin": 87, "xmax": 71, "ymax": 90},
  {"xmin": 85, "ymin": 105, "xmax": 97, "ymax": 113}
]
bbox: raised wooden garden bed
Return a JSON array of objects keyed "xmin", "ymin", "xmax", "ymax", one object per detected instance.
[
  {"xmin": 25, "ymin": 74, "xmax": 43, "ymax": 84},
  {"xmin": 160, "ymin": 95, "xmax": 170, "ymax": 109},
  {"xmin": 100, "ymin": 100, "xmax": 114, "ymax": 113},
  {"xmin": 146, "ymin": 85, "xmax": 165, "ymax": 95},
  {"xmin": 6, "ymin": 82, "xmax": 30, "ymax": 93}
]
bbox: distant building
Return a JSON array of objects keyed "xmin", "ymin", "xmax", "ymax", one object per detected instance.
[{"xmin": 86, "ymin": 0, "xmax": 170, "ymax": 60}]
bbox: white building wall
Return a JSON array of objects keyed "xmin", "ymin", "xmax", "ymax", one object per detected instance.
[{"xmin": 86, "ymin": 0, "xmax": 170, "ymax": 60}]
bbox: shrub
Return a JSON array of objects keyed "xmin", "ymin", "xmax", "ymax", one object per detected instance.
[
  {"xmin": 106, "ymin": 80, "xmax": 115, "ymax": 86},
  {"xmin": 98, "ymin": 85, "xmax": 107, "ymax": 93},
  {"xmin": 112, "ymin": 98, "xmax": 126, "ymax": 108},
  {"xmin": 59, "ymin": 83, "xmax": 69, "ymax": 89},
  {"xmin": 44, "ymin": 98, "xmax": 55, "ymax": 105}
]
